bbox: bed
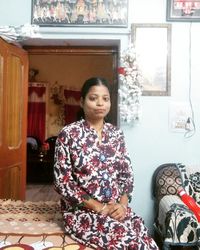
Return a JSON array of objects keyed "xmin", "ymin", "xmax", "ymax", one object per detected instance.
[{"xmin": 0, "ymin": 199, "xmax": 94, "ymax": 250}]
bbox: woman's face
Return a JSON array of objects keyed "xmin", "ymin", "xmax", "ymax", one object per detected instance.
[{"xmin": 81, "ymin": 84, "xmax": 111, "ymax": 121}]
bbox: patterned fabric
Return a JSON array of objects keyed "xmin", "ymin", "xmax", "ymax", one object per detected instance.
[
  {"xmin": 0, "ymin": 199, "xmax": 91, "ymax": 250},
  {"xmin": 178, "ymin": 164, "xmax": 200, "ymax": 205},
  {"xmin": 54, "ymin": 119, "xmax": 159, "ymax": 250},
  {"xmin": 0, "ymin": 199, "xmax": 63, "ymax": 234},
  {"xmin": 152, "ymin": 163, "xmax": 183, "ymax": 204},
  {"xmin": 153, "ymin": 163, "xmax": 200, "ymax": 249},
  {"xmin": 0, "ymin": 243, "xmax": 85, "ymax": 250}
]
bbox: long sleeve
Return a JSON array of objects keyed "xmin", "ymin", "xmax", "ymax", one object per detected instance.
[
  {"xmin": 54, "ymin": 131, "xmax": 90, "ymax": 207},
  {"xmin": 117, "ymin": 131, "xmax": 134, "ymax": 202}
]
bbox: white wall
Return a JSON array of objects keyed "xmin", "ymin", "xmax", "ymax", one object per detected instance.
[
  {"xmin": 1, "ymin": 0, "xmax": 200, "ymax": 233},
  {"xmin": 127, "ymin": 0, "xmax": 200, "ymax": 231}
]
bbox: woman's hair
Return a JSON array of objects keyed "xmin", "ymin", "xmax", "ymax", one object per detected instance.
[{"xmin": 77, "ymin": 77, "xmax": 111, "ymax": 120}]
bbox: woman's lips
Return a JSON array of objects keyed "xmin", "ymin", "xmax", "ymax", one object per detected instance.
[{"xmin": 95, "ymin": 109, "xmax": 105, "ymax": 113}]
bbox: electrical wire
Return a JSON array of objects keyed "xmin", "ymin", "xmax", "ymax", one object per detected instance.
[{"xmin": 184, "ymin": 22, "xmax": 196, "ymax": 138}]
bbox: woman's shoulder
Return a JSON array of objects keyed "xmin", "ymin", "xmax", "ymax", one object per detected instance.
[
  {"xmin": 105, "ymin": 122, "xmax": 123, "ymax": 135},
  {"xmin": 58, "ymin": 120, "xmax": 83, "ymax": 136}
]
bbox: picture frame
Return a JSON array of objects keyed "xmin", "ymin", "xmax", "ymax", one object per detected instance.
[
  {"xmin": 166, "ymin": 0, "xmax": 200, "ymax": 21},
  {"xmin": 131, "ymin": 24, "xmax": 171, "ymax": 96},
  {"xmin": 31, "ymin": 0, "xmax": 128, "ymax": 27}
]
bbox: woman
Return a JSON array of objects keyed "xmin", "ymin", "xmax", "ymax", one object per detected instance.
[{"xmin": 54, "ymin": 77, "xmax": 159, "ymax": 250}]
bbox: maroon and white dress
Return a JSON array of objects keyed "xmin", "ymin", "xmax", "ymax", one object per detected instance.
[{"xmin": 54, "ymin": 119, "xmax": 158, "ymax": 250}]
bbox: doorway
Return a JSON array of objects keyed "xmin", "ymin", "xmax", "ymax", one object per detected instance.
[{"xmin": 24, "ymin": 45, "xmax": 119, "ymax": 188}]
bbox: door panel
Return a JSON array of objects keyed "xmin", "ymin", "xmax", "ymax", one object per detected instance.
[
  {"xmin": 7, "ymin": 56, "xmax": 23, "ymax": 148},
  {"xmin": 0, "ymin": 38, "xmax": 28, "ymax": 200},
  {"xmin": 0, "ymin": 53, "xmax": 3, "ymax": 147},
  {"xmin": 0, "ymin": 164, "xmax": 21, "ymax": 199}
]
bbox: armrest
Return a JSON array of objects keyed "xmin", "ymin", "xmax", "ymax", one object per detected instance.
[
  {"xmin": 157, "ymin": 195, "xmax": 184, "ymax": 231},
  {"xmin": 156, "ymin": 195, "xmax": 200, "ymax": 245},
  {"xmin": 159, "ymin": 195, "xmax": 184, "ymax": 213}
]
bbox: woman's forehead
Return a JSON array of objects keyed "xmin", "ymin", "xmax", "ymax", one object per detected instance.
[{"xmin": 88, "ymin": 85, "xmax": 110, "ymax": 95}]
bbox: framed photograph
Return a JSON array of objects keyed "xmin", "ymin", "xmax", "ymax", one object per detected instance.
[
  {"xmin": 31, "ymin": 0, "xmax": 128, "ymax": 27},
  {"xmin": 131, "ymin": 24, "xmax": 171, "ymax": 96},
  {"xmin": 167, "ymin": 0, "xmax": 200, "ymax": 21}
]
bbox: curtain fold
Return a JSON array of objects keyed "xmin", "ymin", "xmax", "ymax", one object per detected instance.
[
  {"xmin": 64, "ymin": 89, "xmax": 81, "ymax": 125},
  {"xmin": 27, "ymin": 102, "xmax": 46, "ymax": 143},
  {"xmin": 64, "ymin": 104, "xmax": 81, "ymax": 125},
  {"xmin": 27, "ymin": 82, "xmax": 46, "ymax": 143}
]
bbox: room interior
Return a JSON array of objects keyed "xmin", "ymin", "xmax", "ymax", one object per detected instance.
[
  {"xmin": 25, "ymin": 44, "xmax": 119, "ymax": 184},
  {"xmin": 0, "ymin": 0, "xmax": 200, "ymax": 249}
]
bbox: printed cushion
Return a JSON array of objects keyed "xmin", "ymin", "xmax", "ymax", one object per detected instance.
[
  {"xmin": 153, "ymin": 163, "xmax": 183, "ymax": 203},
  {"xmin": 157, "ymin": 195, "xmax": 200, "ymax": 244},
  {"xmin": 154, "ymin": 163, "xmax": 200, "ymax": 248}
]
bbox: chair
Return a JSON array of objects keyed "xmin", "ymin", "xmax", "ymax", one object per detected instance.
[
  {"xmin": 45, "ymin": 136, "xmax": 57, "ymax": 155},
  {"xmin": 27, "ymin": 136, "xmax": 41, "ymax": 155},
  {"xmin": 26, "ymin": 136, "xmax": 56, "ymax": 184},
  {"xmin": 152, "ymin": 163, "xmax": 200, "ymax": 250}
]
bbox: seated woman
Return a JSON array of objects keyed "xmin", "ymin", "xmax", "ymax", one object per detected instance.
[{"xmin": 54, "ymin": 77, "xmax": 158, "ymax": 250}]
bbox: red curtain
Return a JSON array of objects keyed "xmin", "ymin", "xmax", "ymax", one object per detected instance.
[
  {"xmin": 64, "ymin": 104, "xmax": 81, "ymax": 124},
  {"xmin": 64, "ymin": 89, "xmax": 81, "ymax": 125},
  {"xmin": 27, "ymin": 102, "xmax": 46, "ymax": 143},
  {"xmin": 27, "ymin": 83, "xmax": 46, "ymax": 143},
  {"xmin": 28, "ymin": 86, "xmax": 46, "ymax": 97},
  {"xmin": 64, "ymin": 90, "xmax": 81, "ymax": 101}
]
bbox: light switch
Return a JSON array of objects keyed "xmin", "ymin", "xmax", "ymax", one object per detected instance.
[{"xmin": 169, "ymin": 102, "xmax": 192, "ymax": 132}]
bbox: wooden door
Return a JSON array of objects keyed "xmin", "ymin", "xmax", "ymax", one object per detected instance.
[{"xmin": 0, "ymin": 38, "xmax": 28, "ymax": 200}]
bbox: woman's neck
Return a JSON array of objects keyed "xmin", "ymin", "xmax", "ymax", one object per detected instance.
[
  {"xmin": 85, "ymin": 118, "xmax": 104, "ymax": 131},
  {"xmin": 86, "ymin": 119, "xmax": 104, "ymax": 143}
]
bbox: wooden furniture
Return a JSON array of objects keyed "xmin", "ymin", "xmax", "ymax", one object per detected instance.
[
  {"xmin": 26, "ymin": 136, "xmax": 56, "ymax": 183},
  {"xmin": 27, "ymin": 151, "xmax": 54, "ymax": 184},
  {"xmin": 0, "ymin": 38, "xmax": 28, "ymax": 200}
]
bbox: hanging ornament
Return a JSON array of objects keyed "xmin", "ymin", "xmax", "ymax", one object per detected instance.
[{"xmin": 118, "ymin": 44, "xmax": 143, "ymax": 124}]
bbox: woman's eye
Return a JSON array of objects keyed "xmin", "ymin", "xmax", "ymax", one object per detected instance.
[
  {"xmin": 88, "ymin": 96, "xmax": 110, "ymax": 102},
  {"xmin": 104, "ymin": 97, "xmax": 110, "ymax": 102},
  {"xmin": 89, "ymin": 96, "xmax": 96, "ymax": 101}
]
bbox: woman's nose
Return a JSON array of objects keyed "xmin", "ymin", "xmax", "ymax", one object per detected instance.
[{"xmin": 97, "ymin": 99, "xmax": 103, "ymax": 105}]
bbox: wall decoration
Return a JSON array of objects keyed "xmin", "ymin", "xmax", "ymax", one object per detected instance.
[
  {"xmin": 118, "ymin": 44, "xmax": 143, "ymax": 124},
  {"xmin": 31, "ymin": 0, "xmax": 128, "ymax": 27},
  {"xmin": 49, "ymin": 81, "xmax": 65, "ymax": 128},
  {"xmin": 167, "ymin": 0, "xmax": 200, "ymax": 21},
  {"xmin": 131, "ymin": 24, "xmax": 171, "ymax": 96}
]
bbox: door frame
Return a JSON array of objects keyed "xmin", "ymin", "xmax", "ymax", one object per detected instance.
[{"xmin": 24, "ymin": 45, "xmax": 119, "ymax": 126}]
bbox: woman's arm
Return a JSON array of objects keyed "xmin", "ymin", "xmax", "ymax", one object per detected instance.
[
  {"xmin": 54, "ymin": 134, "xmax": 90, "ymax": 206},
  {"xmin": 118, "ymin": 131, "xmax": 134, "ymax": 202},
  {"xmin": 54, "ymin": 133, "xmax": 109, "ymax": 213}
]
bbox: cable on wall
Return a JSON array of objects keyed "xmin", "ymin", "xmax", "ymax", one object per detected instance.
[{"xmin": 184, "ymin": 22, "xmax": 196, "ymax": 138}]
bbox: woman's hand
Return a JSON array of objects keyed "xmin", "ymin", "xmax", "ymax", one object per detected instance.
[
  {"xmin": 108, "ymin": 202, "xmax": 127, "ymax": 221},
  {"xmin": 98, "ymin": 201, "xmax": 127, "ymax": 221}
]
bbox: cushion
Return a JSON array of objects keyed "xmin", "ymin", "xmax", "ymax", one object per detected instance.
[{"xmin": 156, "ymin": 195, "xmax": 200, "ymax": 244}]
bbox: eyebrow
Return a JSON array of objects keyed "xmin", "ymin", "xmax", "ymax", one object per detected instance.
[{"xmin": 89, "ymin": 93, "xmax": 110, "ymax": 97}]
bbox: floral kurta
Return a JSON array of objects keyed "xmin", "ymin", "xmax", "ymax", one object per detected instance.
[{"xmin": 54, "ymin": 119, "xmax": 158, "ymax": 250}]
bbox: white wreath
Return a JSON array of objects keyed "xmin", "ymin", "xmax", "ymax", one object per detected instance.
[{"xmin": 118, "ymin": 44, "xmax": 143, "ymax": 124}]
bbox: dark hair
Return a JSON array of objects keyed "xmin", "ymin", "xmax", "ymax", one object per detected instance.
[{"xmin": 77, "ymin": 77, "xmax": 111, "ymax": 120}]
